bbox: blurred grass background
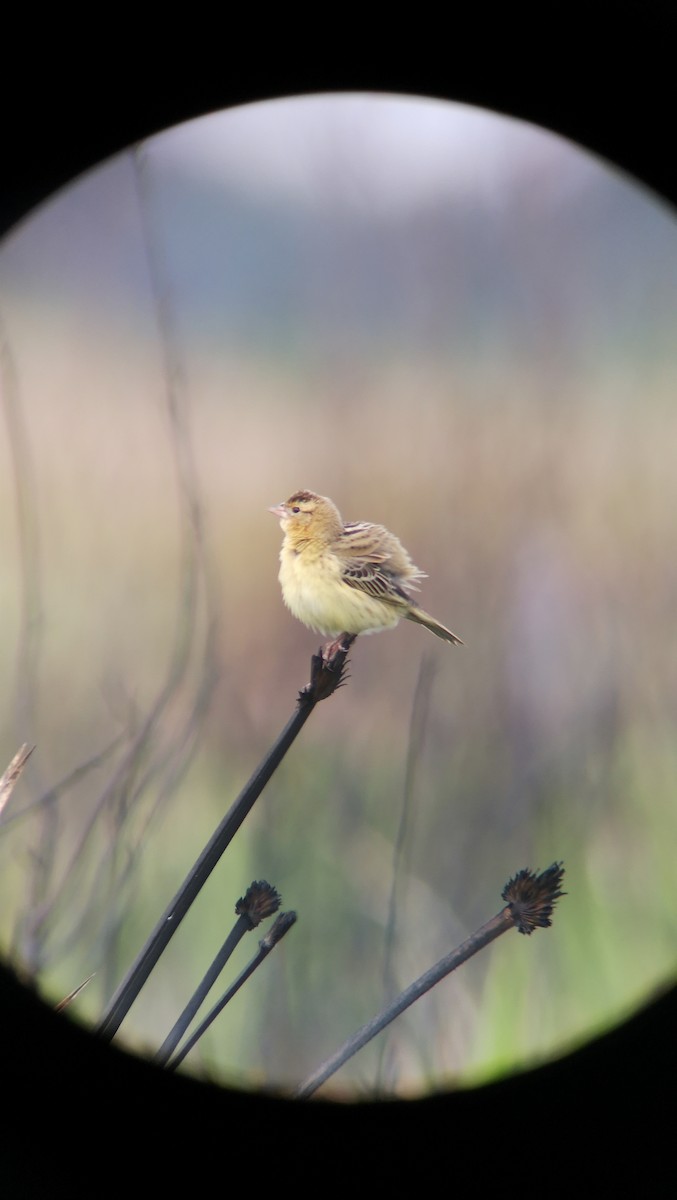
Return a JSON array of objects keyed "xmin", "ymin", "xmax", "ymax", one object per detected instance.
[{"xmin": 0, "ymin": 94, "xmax": 676, "ymax": 1097}]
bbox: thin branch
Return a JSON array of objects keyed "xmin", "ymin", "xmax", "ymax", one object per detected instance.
[
  {"xmin": 167, "ymin": 911, "xmax": 297, "ymax": 1071},
  {"xmin": 155, "ymin": 881, "xmax": 281, "ymax": 1066},
  {"xmin": 296, "ymin": 863, "xmax": 566, "ymax": 1099},
  {"xmin": 0, "ymin": 736, "xmax": 122, "ymax": 833},
  {"xmin": 96, "ymin": 639, "xmax": 355, "ymax": 1042}
]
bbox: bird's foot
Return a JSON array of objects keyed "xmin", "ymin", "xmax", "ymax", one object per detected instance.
[
  {"xmin": 321, "ymin": 632, "xmax": 357, "ymax": 663},
  {"xmin": 298, "ymin": 634, "xmax": 357, "ymax": 706}
]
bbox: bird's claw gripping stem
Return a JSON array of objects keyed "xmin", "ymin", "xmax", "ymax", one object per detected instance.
[{"xmin": 298, "ymin": 633, "xmax": 357, "ymax": 706}]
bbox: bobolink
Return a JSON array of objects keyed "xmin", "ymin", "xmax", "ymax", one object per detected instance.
[{"xmin": 270, "ymin": 490, "xmax": 463, "ymax": 647}]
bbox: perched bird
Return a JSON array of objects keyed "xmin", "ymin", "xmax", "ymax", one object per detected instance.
[{"xmin": 269, "ymin": 490, "xmax": 463, "ymax": 648}]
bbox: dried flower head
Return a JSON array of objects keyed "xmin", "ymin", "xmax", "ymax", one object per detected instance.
[
  {"xmin": 235, "ymin": 881, "xmax": 282, "ymax": 928},
  {"xmin": 502, "ymin": 862, "xmax": 566, "ymax": 935}
]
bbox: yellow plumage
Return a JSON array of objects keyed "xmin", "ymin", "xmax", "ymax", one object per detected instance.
[{"xmin": 269, "ymin": 490, "xmax": 463, "ymax": 646}]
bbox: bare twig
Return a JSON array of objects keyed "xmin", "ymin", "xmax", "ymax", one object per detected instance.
[
  {"xmin": 96, "ymin": 639, "xmax": 355, "ymax": 1042},
  {"xmin": 14, "ymin": 145, "xmax": 220, "ymax": 978},
  {"xmin": 155, "ymin": 882, "xmax": 281, "ymax": 1066},
  {"xmin": 0, "ymin": 737, "xmax": 121, "ymax": 833},
  {"xmin": 296, "ymin": 863, "xmax": 566, "ymax": 1099},
  {"xmin": 167, "ymin": 911, "xmax": 297, "ymax": 1071}
]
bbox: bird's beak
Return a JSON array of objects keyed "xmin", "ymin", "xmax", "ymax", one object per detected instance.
[{"xmin": 268, "ymin": 503, "xmax": 287, "ymax": 518}]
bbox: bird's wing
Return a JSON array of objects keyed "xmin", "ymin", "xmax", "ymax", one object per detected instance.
[
  {"xmin": 341, "ymin": 559, "xmax": 410, "ymax": 603},
  {"xmin": 339, "ymin": 522, "xmax": 423, "ymax": 603}
]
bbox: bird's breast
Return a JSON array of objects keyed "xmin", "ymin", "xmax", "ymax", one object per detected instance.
[{"xmin": 278, "ymin": 542, "xmax": 401, "ymax": 636}]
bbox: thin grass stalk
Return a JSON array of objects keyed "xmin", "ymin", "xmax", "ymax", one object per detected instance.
[
  {"xmin": 0, "ymin": 737, "xmax": 122, "ymax": 833},
  {"xmin": 377, "ymin": 653, "xmax": 436, "ymax": 1089},
  {"xmin": 155, "ymin": 914, "xmax": 252, "ymax": 1066},
  {"xmin": 296, "ymin": 863, "xmax": 566, "ymax": 1098},
  {"xmin": 0, "ymin": 745, "xmax": 34, "ymax": 819},
  {"xmin": 297, "ymin": 910, "xmax": 512, "ymax": 1098},
  {"xmin": 155, "ymin": 880, "xmax": 281, "ymax": 1065},
  {"xmin": 154, "ymin": 888, "xmax": 278, "ymax": 1065},
  {"xmin": 167, "ymin": 911, "xmax": 296, "ymax": 1071}
]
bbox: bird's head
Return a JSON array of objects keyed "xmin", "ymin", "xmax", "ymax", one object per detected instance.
[{"xmin": 269, "ymin": 490, "xmax": 342, "ymax": 545}]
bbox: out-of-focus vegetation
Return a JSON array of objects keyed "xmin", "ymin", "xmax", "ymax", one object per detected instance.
[{"xmin": 0, "ymin": 96, "xmax": 676, "ymax": 1096}]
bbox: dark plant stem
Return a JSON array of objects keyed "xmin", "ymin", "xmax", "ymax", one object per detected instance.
[
  {"xmin": 154, "ymin": 915, "xmax": 251, "ymax": 1066},
  {"xmin": 96, "ymin": 639, "xmax": 354, "ymax": 1042},
  {"xmin": 167, "ymin": 911, "xmax": 297, "ymax": 1070},
  {"xmin": 296, "ymin": 861, "xmax": 566, "ymax": 1098},
  {"xmin": 296, "ymin": 908, "xmax": 514, "ymax": 1099}
]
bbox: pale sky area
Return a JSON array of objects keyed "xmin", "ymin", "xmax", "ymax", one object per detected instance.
[{"xmin": 149, "ymin": 92, "xmax": 602, "ymax": 213}]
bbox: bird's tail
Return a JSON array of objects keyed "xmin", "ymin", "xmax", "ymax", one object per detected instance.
[{"xmin": 406, "ymin": 606, "xmax": 464, "ymax": 646}]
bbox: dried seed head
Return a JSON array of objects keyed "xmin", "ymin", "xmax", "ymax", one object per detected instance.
[
  {"xmin": 235, "ymin": 881, "xmax": 282, "ymax": 928},
  {"xmin": 502, "ymin": 862, "xmax": 566, "ymax": 935}
]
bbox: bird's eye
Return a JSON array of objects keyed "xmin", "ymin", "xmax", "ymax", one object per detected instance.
[{"xmin": 291, "ymin": 506, "xmax": 300, "ymax": 514}]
